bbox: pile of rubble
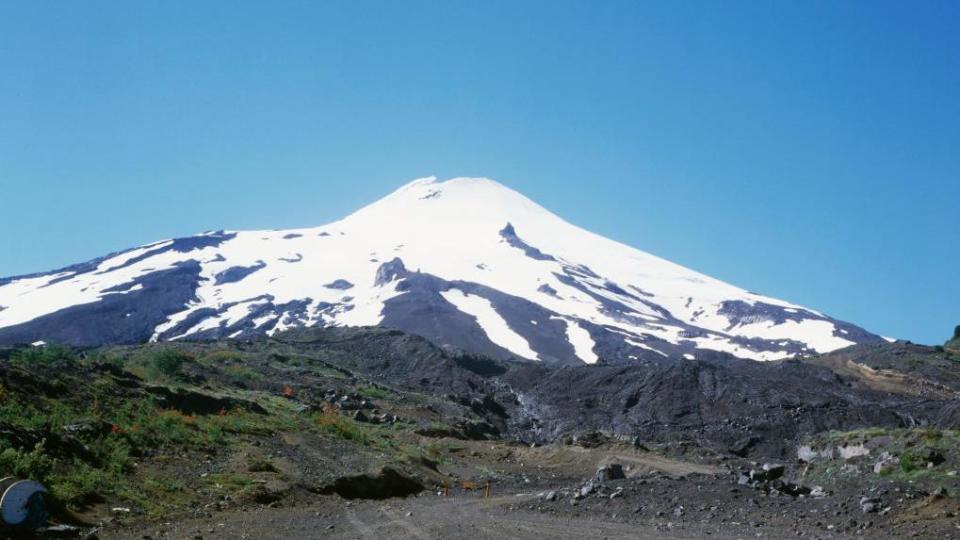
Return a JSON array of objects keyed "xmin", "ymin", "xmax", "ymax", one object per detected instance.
[
  {"xmin": 285, "ymin": 387, "xmax": 402, "ymax": 425},
  {"xmin": 539, "ymin": 463, "xmax": 628, "ymax": 504},
  {"xmin": 736, "ymin": 463, "xmax": 826, "ymax": 499}
]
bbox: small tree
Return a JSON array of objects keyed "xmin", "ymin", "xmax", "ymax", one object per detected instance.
[
  {"xmin": 954, "ymin": 325, "xmax": 960, "ymax": 340},
  {"xmin": 149, "ymin": 350, "xmax": 188, "ymax": 379}
]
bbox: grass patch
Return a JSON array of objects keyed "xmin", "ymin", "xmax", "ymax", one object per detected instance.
[
  {"xmin": 804, "ymin": 428, "xmax": 960, "ymax": 494},
  {"xmin": 223, "ymin": 365, "xmax": 263, "ymax": 381},
  {"xmin": 358, "ymin": 384, "xmax": 390, "ymax": 400},
  {"xmin": 118, "ymin": 475, "xmax": 191, "ymax": 519},
  {"xmin": 315, "ymin": 407, "xmax": 371, "ymax": 445},
  {"xmin": 206, "ymin": 473, "xmax": 256, "ymax": 492},
  {"xmin": 198, "ymin": 349, "xmax": 244, "ymax": 367}
]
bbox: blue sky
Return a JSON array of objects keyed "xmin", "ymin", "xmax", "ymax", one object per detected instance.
[{"xmin": 0, "ymin": 1, "xmax": 957, "ymax": 344}]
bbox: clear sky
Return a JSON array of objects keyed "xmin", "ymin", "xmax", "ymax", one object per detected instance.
[{"xmin": 0, "ymin": 1, "xmax": 957, "ymax": 344}]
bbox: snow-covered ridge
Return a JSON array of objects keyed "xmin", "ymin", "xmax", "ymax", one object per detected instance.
[{"xmin": 0, "ymin": 177, "xmax": 884, "ymax": 363}]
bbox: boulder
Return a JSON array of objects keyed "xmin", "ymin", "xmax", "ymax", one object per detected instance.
[
  {"xmin": 578, "ymin": 480, "xmax": 596, "ymax": 498},
  {"xmin": 595, "ymin": 463, "xmax": 626, "ymax": 483},
  {"xmin": 62, "ymin": 419, "xmax": 114, "ymax": 438},
  {"xmin": 873, "ymin": 452, "xmax": 900, "ymax": 474},
  {"xmin": 860, "ymin": 496, "xmax": 881, "ymax": 513},
  {"xmin": 746, "ymin": 463, "xmax": 785, "ymax": 484},
  {"xmin": 572, "ymin": 431, "xmax": 608, "ymax": 448},
  {"xmin": 761, "ymin": 463, "xmax": 785, "ymax": 480}
]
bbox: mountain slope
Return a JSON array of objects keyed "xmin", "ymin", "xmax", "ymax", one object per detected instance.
[{"xmin": 0, "ymin": 177, "xmax": 883, "ymax": 363}]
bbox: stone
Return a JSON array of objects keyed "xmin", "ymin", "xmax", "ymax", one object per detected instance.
[
  {"xmin": 859, "ymin": 496, "xmax": 881, "ymax": 514},
  {"xmin": 596, "ymin": 464, "xmax": 626, "ymax": 483},
  {"xmin": 873, "ymin": 452, "xmax": 900, "ymax": 474},
  {"xmin": 761, "ymin": 463, "xmax": 785, "ymax": 480},
  {"xmin": 579, "ymin": 481, "xmax": 596, "ymax": 498}
]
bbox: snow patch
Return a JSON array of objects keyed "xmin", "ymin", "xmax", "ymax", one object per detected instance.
[
  {"xmin": 555, "ymin": 317, "xmax": 598, "ymax": 364},
  {"xmin": 441, "ymin": 289, "xmax": 539, "ymax": 361}
]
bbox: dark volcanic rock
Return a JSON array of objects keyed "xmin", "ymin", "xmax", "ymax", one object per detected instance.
[
  {"xmin": 214, "ymin": 261, "xmax": 266, "ymax": 285},
  {"xmin": 146, "ymin": 386, "xmax": 268, "ymax": 415},
  {"xmin": 270, "ymin": 327, "xmax": 960, "ymax": 460},
  {"xmin": 500, "ymin": 353, "xmax": 952, "ymax": 458},
  {"xmin": 374, "ymin": 258, "xmax": 408, "ymax": 286},
  {"xmin": 499, "ymin": 223, "xmax": 556, "ymax": 262},
  {"xmin": 324, "ymin": 279, "xmax": 355, "ymax": 290}
]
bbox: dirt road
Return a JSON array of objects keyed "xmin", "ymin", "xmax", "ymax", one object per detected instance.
[{"xmin": 99, "ymin": 492, "xmax": 745, "ymax": 540}]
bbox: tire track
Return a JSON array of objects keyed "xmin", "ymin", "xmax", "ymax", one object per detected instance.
[
  {"xmin": 344, "ymin": 506, "xmax": 376, "ymax": 539},
  {"xmin": 379, "ymin": 506, "xmax": 431, "ymax": 539}
]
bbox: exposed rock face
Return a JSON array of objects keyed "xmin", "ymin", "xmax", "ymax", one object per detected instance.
[
  {"xmin": 946, "ymin": 325, "xmax": 960, "ymax": 351},
  {"xmin": 215, "ymin": 261, "xmax": 266, "ymax": 285},
  {"xmin": 267, "ymin": 327, "xmax": 960, "ymax": 460},
  {"xmin": 323, "ymin": 279, "xmax": 355, "ymax": 290},
  {"xmin": 374, "ymin": 257, "xmax": 408, "ymax": 286},
  {"xmin": 144, "ymin": 386, "xmax": 268, "ymax": 416}
]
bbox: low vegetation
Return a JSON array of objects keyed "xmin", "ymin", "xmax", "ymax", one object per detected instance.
[
  {"xmin": 803, "ymin": 428, "xmax": 960, "ymax": 494},
  {"xmin": 0, "ymin": 339, "xmax": 472, "ymax": 518}
]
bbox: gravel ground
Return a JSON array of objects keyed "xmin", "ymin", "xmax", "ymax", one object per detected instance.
[{"xmin": 95, "ymin": 470, "xmax": 960, "ymax": 540}]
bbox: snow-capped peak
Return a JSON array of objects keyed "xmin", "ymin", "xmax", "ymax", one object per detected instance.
[{"xmin": 0, "ymin": 177, "xmax": 884, "ymax": 363}]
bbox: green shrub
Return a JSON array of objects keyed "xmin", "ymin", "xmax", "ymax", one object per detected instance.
[
  {"xmin": 112, "ymin": 401, "xmax": 203, "ymax": 450},
  {"xmin": 10, "ymin": 344, "xmax": 74, "ymax": 366},
  {"xmin": 147, "ymin": 350, "xmax": 191, "ymax": 380},
  {"xmin": 47, "ymin": 460, "xmax": 114, "ymax": 503},
  {"xmin": 0, "ymin": 441, "xmax": 54, "ymax": 479},
  {"xmin": 900, "ymin": 451, "xmax": 917, "ymax": 473}
]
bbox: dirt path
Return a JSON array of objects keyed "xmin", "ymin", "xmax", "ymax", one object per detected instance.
[
  {"xmin": 512, "ymin": 444, "xmax": 724, "ymax": 478},
  {"xmin": 100, "ymin": 493, "xmax": 748, "ymax": 540}
]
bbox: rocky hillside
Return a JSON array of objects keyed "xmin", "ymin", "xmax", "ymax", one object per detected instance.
[
  {"xmin": 1, "ymin": 326, "xmax": 958, "ymax": 538},
  {"xmin": 947, "ymin": 325, "xmax": 960, "ymax": 352}
]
